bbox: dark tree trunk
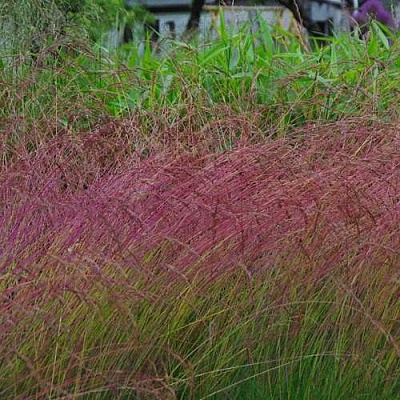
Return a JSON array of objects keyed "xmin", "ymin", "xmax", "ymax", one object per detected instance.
[
  {"xmin": 186, "ymin": 0, "xmax": 206, "ymax": 31},
  {"xmin": 276, "ymin": 0, "xmax": 311, "ymax": 29},
  {"xmin": 275, "ymin": 0, "xmax": 326, "ymax": 37}
]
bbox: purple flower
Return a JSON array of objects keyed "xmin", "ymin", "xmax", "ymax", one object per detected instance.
[
  {"xmin": 361, "ymin": 0, "xmax": 383, "ymax": 15},
  {"xmin": 352, "ymin": 0, "xmax": 398, "ymax": 30},
  {"xmin": 375, "ymin": 8, "xmax": 395, "ymax": 27},
  {"xmin": 352, "ymin": 10, "xmax": 369, "ymax": 26}
]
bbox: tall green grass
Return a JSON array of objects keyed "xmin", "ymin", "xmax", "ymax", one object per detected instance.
[{"xmin": 1, "ymin": 18, "xmax": 400, "ymax": 148}]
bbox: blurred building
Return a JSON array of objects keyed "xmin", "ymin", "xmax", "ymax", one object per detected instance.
[{"xmin": 124, "ymin": 0, "xmax": 399, "ymax": 44}]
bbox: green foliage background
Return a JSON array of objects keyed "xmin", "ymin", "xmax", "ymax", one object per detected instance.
[{"xmin": 0, "ymin": 0, "xmax": 147, "ymax": 55}]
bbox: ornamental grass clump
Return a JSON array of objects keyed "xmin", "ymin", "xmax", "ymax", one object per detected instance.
[{"xmin": 1, "ymin": 118, "xmax": 399, "ymax": 398}]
